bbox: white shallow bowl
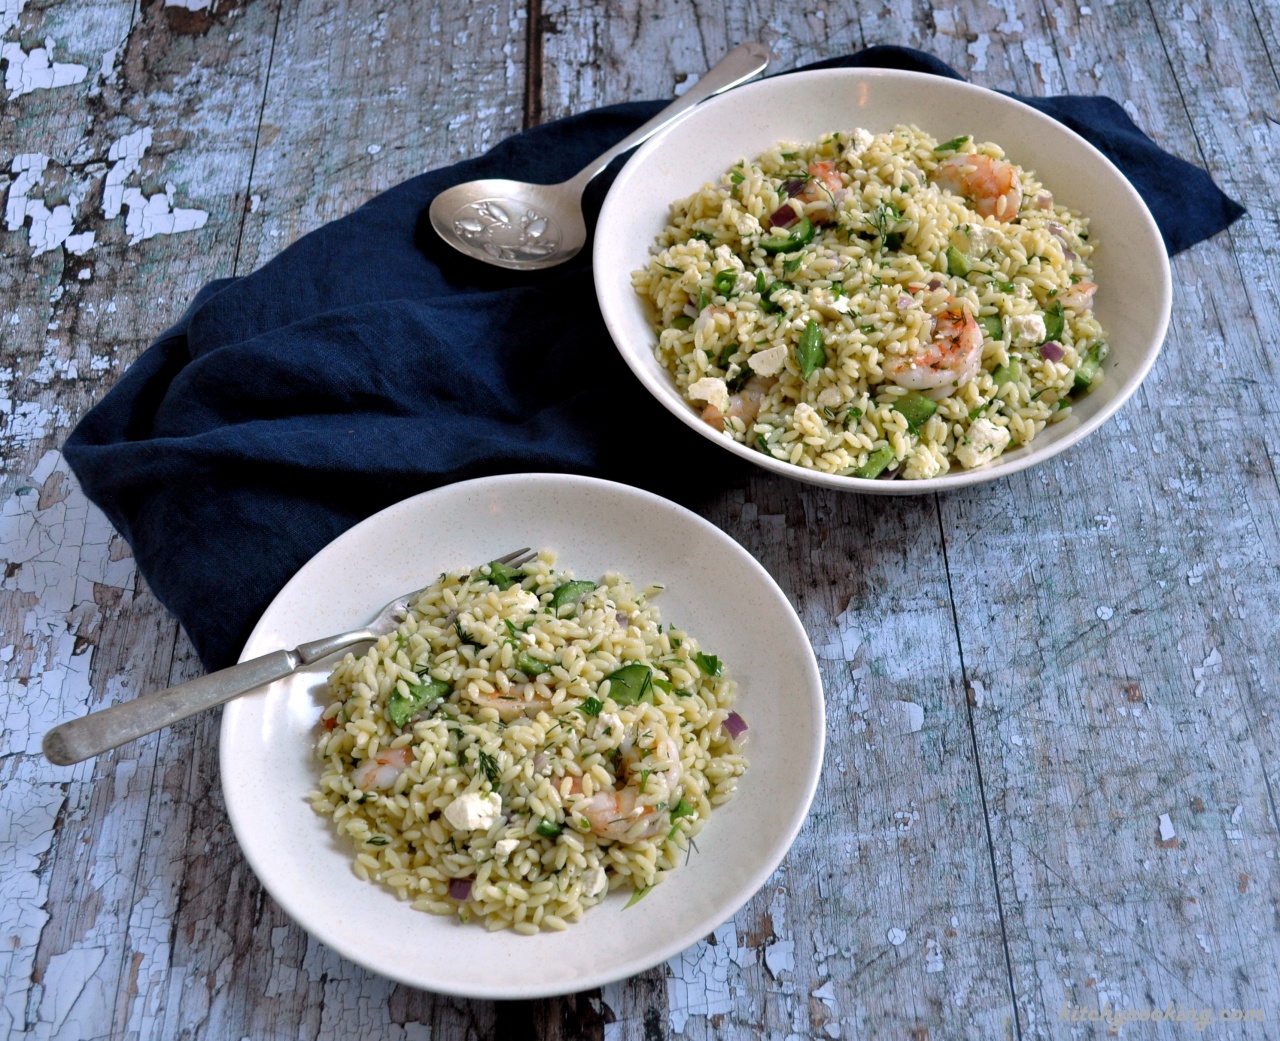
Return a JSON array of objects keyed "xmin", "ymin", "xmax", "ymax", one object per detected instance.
[
  {"xmin": 220, "ymin": 474, "xmax": 824, "ymax": 999},
  {"xmin": 594, "ymin": 68, "xmax": 1172, "ymax": 493}
]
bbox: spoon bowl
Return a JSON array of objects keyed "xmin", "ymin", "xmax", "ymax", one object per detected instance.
[
  {"xmin": 430, "ymin": 177, "xmax": 589, "ymax": 270},
  {"xmin": 428, "ymin": 42, "xmax": 770, "ymax": 271}
]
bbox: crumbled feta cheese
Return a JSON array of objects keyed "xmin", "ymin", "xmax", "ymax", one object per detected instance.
[
  {"xmin": 954, "ymin": 418, "xmax": 1011, "ymax": 469},
  {"xmin": 687, "ymin": 376, "xmax": 729, "ymax": 413},
  {"xmin": 1008, "ymin": 313, "xmax": 1047, "ymax": 348},
  {"xmin": 597, "ymin": 712, "xmax": 624, "ymax": 739},
  {"xmin": 583, "ymin": 865, "xmax": 609, "ymax": 898},
  {"xmin": 510, "ymin": 590, "xmax": 539, "ymax": 614},
  {"xmin": 734, "ymin": 212, "xmax": 762, "ymax": 240},
  {"xmin": 816, "ymin": 386, "xmax": 843, "ymax": 409},
  {"xmin": 443, "ymin": 791, "xmax": 502, "ymax": 832},
  {"xmin": 953, "ymin": 222, "xmax": 1002, "ymax": 256},
  {"xmin": 748, "ymin": 344, "xmax": 788, "ymax": 377},
  {"xmin": 844, "ymin": 126, "xmax": 874, "ymax": 161},
  {"xmin": 791, "ymin": 401, "xmax": 821, "ymax": 436},
  {"xmin": 811, "ymin": 286, "xmax": 853, "ymax": 317},
  {"xmin": 493, "ymin": 837, "xmax": 519, "ymax": 858}
]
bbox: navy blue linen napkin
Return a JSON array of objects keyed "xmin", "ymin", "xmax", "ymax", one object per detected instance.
[{"xmin": 64, "ymin": 46, "xmax": 1245, "ymax": 671}]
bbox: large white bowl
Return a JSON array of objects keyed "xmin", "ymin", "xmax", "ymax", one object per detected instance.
[
  {"xmin": 220, "ymin": 474, "xmax": 824, "ymax": 998},
  {"xmin": 594, "ymin": 68, "xmax": 1172, "ymax": 493}
]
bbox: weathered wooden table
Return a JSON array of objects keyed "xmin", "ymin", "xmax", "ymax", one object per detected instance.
[{"xmin": 4, "ymin": 0, "xmax": 1277, "ymax": 1037}]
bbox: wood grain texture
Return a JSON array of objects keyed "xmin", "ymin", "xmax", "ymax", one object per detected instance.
[{"xmin": 4, "ymin": 0, "xmax": 1279, "ymax": 1038}]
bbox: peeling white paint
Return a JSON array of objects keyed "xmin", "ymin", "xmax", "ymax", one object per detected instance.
[
  {"xmin": 665, "ymin": 920, "xmax": 753, "ymax": 1033},
  {"xmin": 1158, "ymin": 813, "xmax": 1176, "ymax": 842},
  {"xmin": 103, "ymin": 127, "xmax": 152, "ymax": 220},
  {"xmin": 164, "ymin": 0, "xmax": 212, "ymax": 9},
  {"xmin": 895, "ymin": 700, "xmax": 924, "ymax": 734},
  {"xmin": 1, "ymin": 0, "xmax": 27, "ymax": 38},
  {"xmin": 887, "ymin": 926, "xmax": 907, "ymax": 946},
  {"xmin": 2, "ymin": 40, "xmax": 88, "ymax": 98},
  {"xmin": 121, "ymin": 184, "xmax": 209, "ymax": 243},
  {"xmin": 5, "ymin": 152, "xmax": 48, "ymax": 230},
  {"xmin": 967, "ymin": 34, "xmax": 990, "ymax": 72}
]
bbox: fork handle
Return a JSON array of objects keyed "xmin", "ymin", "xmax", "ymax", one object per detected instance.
[{"xmin": 43, "ymin": 649, "xmax": 302, "ymax": 766}]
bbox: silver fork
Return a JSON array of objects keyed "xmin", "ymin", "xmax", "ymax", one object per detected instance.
[{"xmin": 42, "ymin": 548, "xmax": 535, "ymax": 766}]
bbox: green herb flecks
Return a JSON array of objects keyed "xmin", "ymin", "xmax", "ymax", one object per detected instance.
[
  {"xmin": 624, "ymin": 887, "xmax": 651, "ymax": 909},
  {"xmin": 671, "ymin": 314, "xmax": 694, "ymax": 330},
  {"xmin": 366, "ymin": 836, "xmax": 390, "ymax": 846},
  {"xmin": 477, "ymin": 749, "xmax": 501, "ymax": 787},
  {"xmin": 581, "ymin": 696, "xmax": 603, "ymax": 717},
  {"xmin": 455, "ymin": 620, "xmax": 483, "ymax": 647},
  {"xmin": 934, "ymin": 134, "xmax": 971, "ymax": 153},
  {"xmin": 717, "ymin": 342, "xmax": 737, "ymax": 369},
  {"xmin": 694, "ymin": 652, "xmax": 722, "ymax": 677},
  {"xmin": 1043, "ymin": 301, "xmax": 1065, "ymax": 342},
  {"xmin": 536, "ymin": 819, "xmax": 562, "ymax": 838},
  {"xmin": 782, "ymin": 253, "xmax": 806, "ymax": 274}
]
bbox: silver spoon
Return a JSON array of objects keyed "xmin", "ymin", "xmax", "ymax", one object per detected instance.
[{"xmin": 428, "ymin": 41, "xmax": 770, "ymax": 271}]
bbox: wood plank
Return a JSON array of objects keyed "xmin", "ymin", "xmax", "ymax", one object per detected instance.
[
  {"xmin": 935, "ymin": 0, "xmax": 1280, "ymax": 1035},
  {"xmin": 2, "ymin": 0, "xmax": 281, "ymax": 1034},
  {"xmin": 110, "ymin": 3, "xmax": 530, "ymax": 1038},
  {"xmin": 537, "ymin": 5, "xmax": 1030, "ymax": 1037},
  {"xmin": 232, "ymin": 0, "xmax": 528, "ymax": 276}
]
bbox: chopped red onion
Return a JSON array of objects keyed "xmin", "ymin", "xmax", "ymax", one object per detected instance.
[
  {"xmin": 897, "ymin": 295, "xmax": 914, "ymax": 311},
  {"xmin": 927, "ymin": 278, "xmax": 943, "ymax": 291},
  {"xmin": 443, "ymin": 609, "xmax": 458, "ymax": 626},
  {"xmin": 616, "ymin": 611, "xmax": 631, "ymax": 627},
  {"xmin": 877, "ymin": 466, "xmax": 903, "ymax": 481},
  {"xmin": 780, "ymin": 177, "xmax": 808, "ymax": 197},
  {"xmin": 1046, "ymin": 221, "xmax": 1068, "ymax": 241},
  {"xmin": 724, "ymin": 712, "xmax": 749, "ymax": 739},
  {"xmin": 1063, "ymin": 248, "xmax": 1077, "ymax": 263},
  {"xmin": 448, "ymin": 878, "xmax": 473, "ymax": 901},
  {"xmin": 768, "ymin": 204, "xmax": 799, "ymax": 230},
  {"xmin": 1039, "ymin": 341, "xmax": 1065, "ymax": 363},
  {"xmin": 532, "ymin": 752, "xmax": 549, "ymax": 774},
  {"xmin": 1035, "ymin": 191, "xmax": 1053, "ymax": 210}
]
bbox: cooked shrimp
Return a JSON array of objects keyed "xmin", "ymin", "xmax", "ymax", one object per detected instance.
[
  {"xmin": 701, "ymin": 375, "xmax": 777, "ymax": 433},
  {"xmin": 794, "ymin": 161, "xmax": 844, "ymax": 204},
  {"xmin": 351, "ymin": 745, "xmax": 413, "ymax": 790},
  {"xmin": 931, "ymin": 153, "xmax": 1023, "ymax": 222},
  {"xmin": 579, "ymin": 786, "xmax": 663, "ymax": 842},
  {"xmin": 884, "ymin": 303, "xmax": 984, "ymax": 393},
  {"xmin": 564, "ymin": 729, "xmax": 683, "ymax": 842},
  {"xmin": 464, "ymin": 683, "xmax": 553, "ymax": 722},
  {"xmin": 788, "ymin": 160, "xmax": 846, "ymax": 225},
  {"xmin": 1059, "ymin": 280, "xmax": 1097, "ymax": 312}
]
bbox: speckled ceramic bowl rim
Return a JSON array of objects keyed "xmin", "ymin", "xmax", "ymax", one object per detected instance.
[
  {"xmin": 594, "ymin": 67, "xmax": 1173, "ymax": 494},
  {"xmin": 219, "ymin": 473, "xmax": 824, "ymax": 999}
]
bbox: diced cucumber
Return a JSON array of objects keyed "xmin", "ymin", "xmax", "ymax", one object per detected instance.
[
  {"xmin": 387, "ymin": 677, "xmax": 450, "ymax": 729},
  {"xmin": 945, "ymin": 245, "xmax": 971, "ymax": 277},
  {"xmin": 992, "ymin": 358, "xmax": 1023, "ymax": 386},
  {"xmin": 893, "ymin": 391, "xmax": 938, "ymax": 430},
  {"xmin": 1073, "ymin": 342, "xmax": 1109, "ymax": 391},
  {"xmin": 795, "ymin": 319, "xmax": 826, "ymax": 380},
  {"xmin": 548, "ymin": 579, "xmax": 597, "ymax": 614},
  {"xmin": 978, "ymin": 314, "xmax": 1004, "ymax": 340},
  {"xmin": 604, "ymin": 663, "xmax": 653, "ymax": 706},
  {"xmin": 760, "ymin": 217, "xmax": 815, "ymax": 254},
  {"xmin": 853, "ymin": 445, "xmax": 897, "ymax": 479}
]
